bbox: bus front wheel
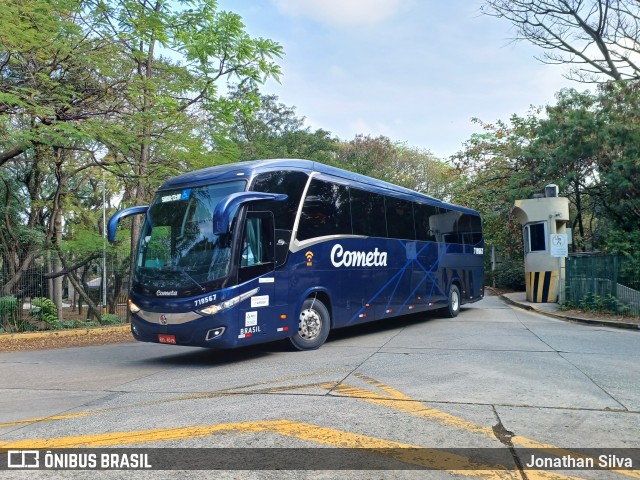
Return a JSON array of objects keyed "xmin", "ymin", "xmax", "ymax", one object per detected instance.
[
  {"xmin": 290, "ymin": 297, "xmax": 330, "ymax": 351},
  {"xmin": 444, "ymin": 284, "xmax": 461, "ymax": 318}
]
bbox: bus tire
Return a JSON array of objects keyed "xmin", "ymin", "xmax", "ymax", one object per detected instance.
[
  {"xmin": 444, "ymin": 284, "xmax": 461, "ymax": 318},
  {"xmin": 290, "ymin": 297, "xmax": 330, "ymax": 351}
]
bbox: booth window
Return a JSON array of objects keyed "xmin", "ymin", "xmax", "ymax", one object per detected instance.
[{"xmin": 524, "ymin": 222, "xmax": 547, "ymax": 253}]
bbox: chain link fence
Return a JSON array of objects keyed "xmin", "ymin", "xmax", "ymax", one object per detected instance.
[
  {"xmin": 565, "ymin": 253, "xmax": 640, "ymax": 316},
  {"xmin": 0, "ymin": 248, "xmax": 131, "ymax": 333}
]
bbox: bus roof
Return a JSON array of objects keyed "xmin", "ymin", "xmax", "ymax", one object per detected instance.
[{"xmin": 159, "ymin": 159, "xmax": 479, "ymax": 215}]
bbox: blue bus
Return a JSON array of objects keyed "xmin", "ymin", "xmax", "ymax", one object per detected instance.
[{"xmin": 108, "ymin": 159, "xmax": 484, "ymax": 350}]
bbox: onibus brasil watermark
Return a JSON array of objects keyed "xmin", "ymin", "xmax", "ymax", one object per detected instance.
[
  {"xmin": 3, "ymin": 448, "xmax": 638, "ymax": 471},
  {"xmin": 6, "ymin": 450, "xmax": 151, "ymax": 470}
]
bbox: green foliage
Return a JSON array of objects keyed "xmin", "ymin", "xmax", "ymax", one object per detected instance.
[
  {"xmin": 0, "ymin": 0, "xmax": 284, "ymax": 303},
  {"xmin": 0, "ymin": 296, "xmax": 18, "ymax": 317},
  {"xmin": 603, "ymin": 228, "xmax": 640, "ymax": 256},
  {"xmin": 451, "ymin": 111, "xmax": 543, "ymax": 260},
  {"xmin": 333, "ymin": 134, "xmax": 397, "ymax": 177},
  {"xmin": 562, "ymin": 293, "xmax": 631, "ymax": 316},
  {"xmin": 486, "ymin": 259, "xmax": 526, "ymax": 291},
  {"xmin": 29, "ymin": 297, "xmax": 60, "ymax": 329},
  {"xmin": 100, "ymin": 313, "xmax": 123, "ymax": 325},
  {"xmin": 453, "ymin": 81, "xmax": 640, "ymax": 262},
  {"xmin": 386, "ymin": 144, "xmax": 459, "ymax": 199},
  {"xmin": 224, "ymin": 86, "xmax": 339, "ymax": 163},
  {"xmin": 0, "ymin": 295, "xmax": 20, "ymax": 332}
]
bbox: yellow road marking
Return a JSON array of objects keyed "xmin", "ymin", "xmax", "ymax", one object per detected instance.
[
  {"xmin": 334, "ymin": 374, "xmax": 640, "ymax": 479},
  {"xmin": 0, "ymin": 419, "xmax": 522, "ymax": 479},
  {"xmin": 1, "ymin": 371, "xmax": 634, "ymax": 479},
  {"xmin": 0, "ymin": 411, "xmax": 91, "ymax": 427}
]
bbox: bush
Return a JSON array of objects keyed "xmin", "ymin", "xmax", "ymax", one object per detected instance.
[
  {"xmin": 0, "ymin": 295, "xmax": 18, "ymax": 317},
  {"xmin": 0, "ymin": 296, "xmax": 19, "ymax": 330},
  {"xmin": 562, "ymin": 293, "xmax": 631, "ymax": 315},
  {"xmin": 30, "ymin": 297, "xmax": 60, "ymax": 329},
  {"xmin": 0, "ymin": 296, "xmax": 39, "ymax": 332},
  {"xmin": 100, "ymin": 314, "xmax": 123, "ymax": 325},
  {"xmin": 486, "ymin": 260, "xmax": 526, "ymax": 290}
]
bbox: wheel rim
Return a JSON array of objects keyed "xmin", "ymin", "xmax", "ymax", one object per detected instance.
[
  {"xmin": 451, "ymin": 290, "xmax": 460, "ymax": 312},
  {"xmin": 299, "ymin": 308, "xmax": 322, "ymax": 340}
]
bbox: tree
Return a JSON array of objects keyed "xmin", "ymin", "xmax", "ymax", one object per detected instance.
[
  {"xmin": 482, "ymin": 0, "xmax": 640, "ymax": 82},
  {"xmin": 334, "ymin": 134, "xmax": 398, "ymax": 177},
  {"xmin": 0, "ymin": 0, "xmax": 122, "ymax": 307},
  {"xmin": 529, "ymin": 84, "xmax": 640, "ymax": 249},
  {"xmin": 0, "ymin": 0, "xmax": 284, "ymax": 325},
  {"xmin": 225, "ymin": 86, "xmax": 338, "ymax": 162},
  {"xmin": 455, "ymin": 82, "xmax": 640, "ymax": 258},
  {"xmin": 528, "ymin": 89, "xmax": 603, "ymax": 249},
  {"xmin": 595, "ymin": 81, "xmax": 640, "ymax": 231},
  {"xmin": 84, "ymin": 0, "xmax": 283, "ymax": 269},
  {"xmin": 0, "ymin": 0, "xmax": 126, "ymax": 167},
  {"xmin": 451, "ymin": 111, "xmax": 544, "ymax": 289},
  {"xmin": 389, "ymin": 144, "xmax": 459, "ymax": 200}
]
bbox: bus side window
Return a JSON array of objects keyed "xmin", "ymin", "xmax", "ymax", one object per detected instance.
[
  {"xmin": 297, "ymin": 179, "xmax": 351, "ymax": 241},
  {"xmin": 457, "ymin": 214, "xmax": 483, "ymax": 245},
  {"xmin": 385, "ymin": 197, "xmax": 415, "ymax": 240},
  {"xmin": 250, "ymin": 171, "xmax": 309, "ymax": 231},
  {"xmin": 351, "ymin": 189, "xmax": 387, "ymax": 238},
  {"xmin": 414, "ymin": 204, "xmax": 439, "ymax": 242}
]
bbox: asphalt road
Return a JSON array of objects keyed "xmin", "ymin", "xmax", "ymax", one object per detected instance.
[{"xmin": 1, "ymin": 294, "xmax": 639, "ymax": 479}]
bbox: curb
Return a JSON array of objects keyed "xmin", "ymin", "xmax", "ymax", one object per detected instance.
[
  {"xmin": 0, "ymin": 324, "xmax": 131, "ymax": 344},
  {"xmin": 499, "ymin": 294, "xmax": 640, "ymax": 331}
]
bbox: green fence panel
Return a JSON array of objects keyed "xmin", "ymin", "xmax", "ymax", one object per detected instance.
[{"xmin": 566, "ymin": 254, "xmax": 640, "ymax": 316}]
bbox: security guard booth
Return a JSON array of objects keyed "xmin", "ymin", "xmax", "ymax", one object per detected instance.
[{"xmin": 512, "ymin": 185, "xmax": 570, "ymax": 303}]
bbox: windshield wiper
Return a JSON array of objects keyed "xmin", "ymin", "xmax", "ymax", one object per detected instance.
[{"xmin": 179, "ymin": 269, "xmax": 206, "ymax": 292}]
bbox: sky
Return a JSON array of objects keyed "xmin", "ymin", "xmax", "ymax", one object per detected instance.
[{"xmin": 217, "ymin": 0, "xmax": 582, "ymax": 159}]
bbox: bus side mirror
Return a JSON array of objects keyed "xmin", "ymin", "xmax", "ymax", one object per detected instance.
[
  {"xmin": 213, "ymin": 192, "xmax": 287, "ymax": 234},
  {"xmin": 107, "ymin": 206, "xmax": 149, "ymax": 243}
]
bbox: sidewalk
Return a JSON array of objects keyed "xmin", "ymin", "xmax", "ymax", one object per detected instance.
[{"xmin": 500, "ymin": 291, "xmax": 640, "ymax": 330}]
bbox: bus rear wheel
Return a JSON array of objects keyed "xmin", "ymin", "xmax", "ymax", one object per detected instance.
[
  {"xmin": 444, "ymin": 284, "xmax": 461, "ymax": 318},
  {"xmin": 290, "ymin": 297, "xmax": 330, "ymax": 351}
]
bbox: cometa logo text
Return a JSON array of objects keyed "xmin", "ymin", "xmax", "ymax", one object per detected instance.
[{"xmin": 330, "ymin": 244, "xmax": 388, "ymax": 268}]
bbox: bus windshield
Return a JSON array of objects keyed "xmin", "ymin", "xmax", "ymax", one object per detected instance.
[{"xmin": 133, "ymin": 180, "xmax": 246, "ymax": 295}]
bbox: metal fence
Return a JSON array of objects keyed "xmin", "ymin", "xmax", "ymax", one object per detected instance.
[
  {"xmin": 565, "ymin": 254, "xmax": 640, "ymax": 316},
  {"xmin": 0, "ymin": 248, "xmax": 131, "ymax": 333}
]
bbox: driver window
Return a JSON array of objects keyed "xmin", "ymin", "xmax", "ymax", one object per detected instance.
[{"xmin": 241, "ymin": 214, "xmax": 274, "ymax": 268}]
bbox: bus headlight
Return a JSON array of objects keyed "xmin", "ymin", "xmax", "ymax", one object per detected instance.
[
  {"xmin": 196, "ymin": 288, "xmax": 260, "ymax": 316},
  {"xmin": 128, "ymin": 299, "xmax": 141, "ymax": 314},
  {"xmin": 197, "ymin": 304, "xmax": 223, "ymax": 316}
]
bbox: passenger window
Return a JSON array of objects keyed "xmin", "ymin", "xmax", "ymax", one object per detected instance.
[
  {"xmin": 385, "ymin": 197, "xmax": 415, "ymax": 240},
  {"xmin": 251, "ymin": 171, "xmax": 308, "ymax": 230},
  {"xmin": 457, "ymin": 214, "xmax": 483, "ymax": 245},
  {"xmin": 297, "ymin": 179, "xmax": 351, "ymax": 241},
  {"xmin": 414, "ymin": 204, "xmax": 438, "ymax": 242},
  {"xmin": 350, "ymin": 189, "xmax": 387, "ymax": 237}
]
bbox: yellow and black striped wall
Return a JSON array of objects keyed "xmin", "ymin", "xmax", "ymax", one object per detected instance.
[{"xmin": 525, "ymin": 271, "xmax": 558, "ymax": 303}]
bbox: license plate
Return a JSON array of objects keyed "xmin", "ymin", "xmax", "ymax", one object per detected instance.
[{"xmin": 158, "ymin": 334, "xmax": 176, "ymax": 344}]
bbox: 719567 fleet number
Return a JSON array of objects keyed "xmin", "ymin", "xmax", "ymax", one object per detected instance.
[{"xmin": 194, "ymin": 294, "xmax": 217, "ymax": 307}]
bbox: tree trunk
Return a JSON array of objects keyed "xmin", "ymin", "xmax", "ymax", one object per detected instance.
[{"xmin": 52, "ymin": 208, "xmax": 64, "ymax": 314}]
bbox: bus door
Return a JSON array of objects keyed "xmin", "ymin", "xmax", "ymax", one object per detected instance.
[{"xmin": 235, "ymin": 211, "xmax": 280, "ymax": 341}]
